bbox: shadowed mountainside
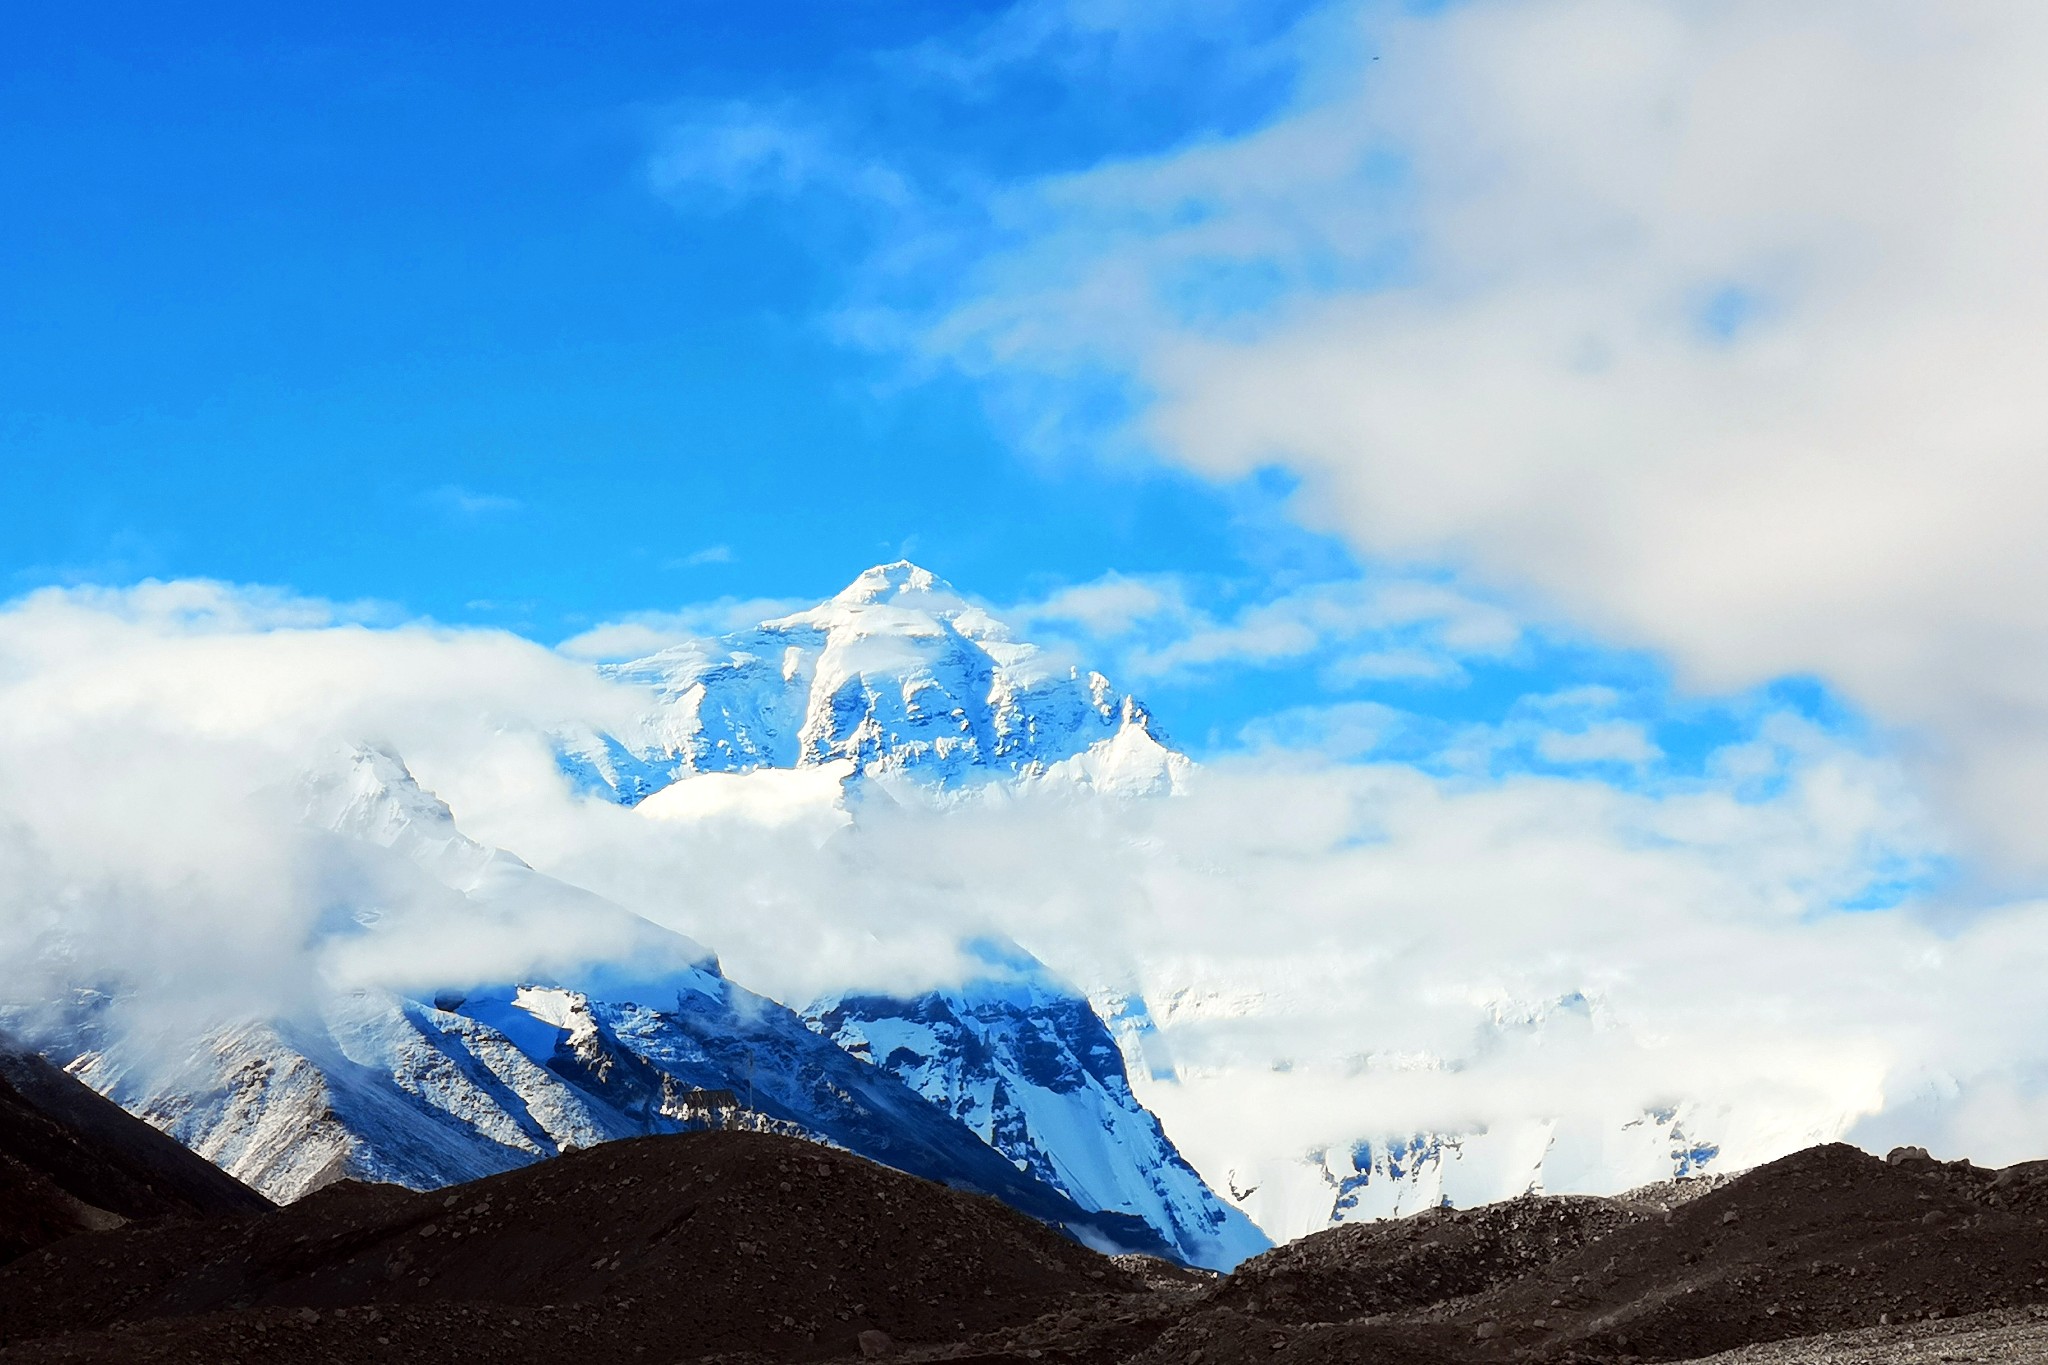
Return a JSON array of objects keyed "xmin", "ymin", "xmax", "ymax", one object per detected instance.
[{"xmin": 0, "ymin": 1039, "xmax": 271, "ymax": 1263}]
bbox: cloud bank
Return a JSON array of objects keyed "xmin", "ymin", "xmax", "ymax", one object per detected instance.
[
  {"xmin": 0, "ymin": 581, "xmax": 636, "ymax": 1027},
  {"xmin": 5, "ymin": 578, "xmax": 2044, "ymax": 1236},
  {"xmin": 922, "ymin": 0, "xmax": 2048, "ymax": 875}
]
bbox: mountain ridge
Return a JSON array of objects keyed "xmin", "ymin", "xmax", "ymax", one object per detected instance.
[
  {"xmin": 7, "ymin": 1133, "xmax": 2048, "ymax": 1363},
  {"xmin": 18, "ymin": 739, "xmax": 1221, "ymax": 1262},
  {"xmin": 804, "ymin": 937, "xmax": 1269, "ymax": 1271}
]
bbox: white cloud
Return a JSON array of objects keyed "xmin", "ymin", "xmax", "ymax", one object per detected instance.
[
  {"xmin": 1008, "ymin": 570, "xmax": 1521, "ymax": 686},
  {"xmin": 553, "ymin": 622, "xmax": 687, "ymax": 662},
  {"xmin": 8, "ymin": 578, "xmax": 387, "ymax": 635},
  {"xmin": 555, "ymin": 596, "xmax": 810, "ymax": 661},
  {"xmin": 0, "ymin": 583, "xmax": 650, "ymax": 1039},
  {"xmin": 1011, "ymin": 572, "xmax": 1186, "ymax": 638},
  {"xmin": 424, "ymin": 484, "xmax": 521, "ymax": 519},
  {"xmin": 648, "ymin": 103, "xmax": 914, "ymax": 210},
  {"xmin": 4, "ymin": 579, "xmax": 2043, "ymax": 1234},
  {"xmin": 925, "ymin": 0, "xmax": 2048, "ymax": 874},
  {"xmin": 1536, "ymin": 720, "xmax": 1660, "ymax": 767}
]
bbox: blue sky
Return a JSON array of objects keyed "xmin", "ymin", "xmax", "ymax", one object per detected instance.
[
  {"xmin": 2, "ymin": 1, "xmax": 1318, "ymax": 625},
  {"xmin": 13, "ymin": 0, "xmax": 2048, "ymax": 1188},
  {"xmin": 0, "ymin": 0, "xmax": 1954, "ymax": 903},
  {"xmin": 2, "ymin": 0, "xmax": 1455, "ymax": 741}
]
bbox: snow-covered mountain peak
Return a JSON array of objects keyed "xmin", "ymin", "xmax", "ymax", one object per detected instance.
[
  {"xmin": 765, "ymin": 561, "xmax": 1001, "ymax": 644},
  {"xmin": 298, "ymin": 744, "xmax": 452, "ymax": 840},
  {"xmin": 829, "ymin": 560, "xmax": 952, "ymax": 607},
  {"xmin": 296, "ymin": 743, "xmax": 516, "ymax": 887},
  {"xmin": 561, "ymin": 567, "xmax": 1189, "ymax": 804}
]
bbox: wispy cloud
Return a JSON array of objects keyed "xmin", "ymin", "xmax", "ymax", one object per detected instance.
[
  {"xmin": 555, "ymin": 596, "xmax": 811, "ymax": 661},
  {"xmin": 890, "ymin": 0, "xmax": 1316, "ymax": 93},
  {"xmin": 1322, "ymin": 648, "xmax": 1463, "ymax": 686},
  {"xmin": 1009, "ymin": 570, "xmax": 1520, "ymax": 686},
  {"xmin": 424, "ymin": 484, "xmax": 522, "ymax": 520},
  {"xmin": 1015, "ymin": 572, "xmax": 1183, "ymax": 638},
  {"xmin": 667, "ymin": 545, "xmax": 734, "ymax": 569},
  {"xmin": 8, "ymin": 529, "xmax": 173, "ymax": 590},
  {"xmin": 1535, "ymin": 720, "xmax": 1661, "ymax": 767},
  {"xmin": 647, "ymin": 103, "xmax": 915, "ymax": 212}
]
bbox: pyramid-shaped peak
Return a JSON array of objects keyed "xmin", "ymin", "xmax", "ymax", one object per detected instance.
[{"xmin": 832, "ymin": 560, "xmax": 955, "ymax": 605}]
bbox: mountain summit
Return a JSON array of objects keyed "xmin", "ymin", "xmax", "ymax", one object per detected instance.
[
  {"xmin": 562, "ymin": 562, "xmax": 1189, "ymax": 804},
  {"xmin": 829, "ymin": 558, "xmax": 956, "ymax": 605}
]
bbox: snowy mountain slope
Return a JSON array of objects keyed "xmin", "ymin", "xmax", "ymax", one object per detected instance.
[
  {"xmin": 290, "ymin": 621, "xmax": 1734, "ymax": 1256},
  {"xmin": 804, "ymin": 939, "xmax": 1269, "ymax": 1270},
  {"xmin": 559, "ymin": 562, "xmax": 1190, "ymax": 805},
  {"xmin": 62, "ymin": 1003, "xmax": 568, "ymax": 1202},
  {"xmin": 295, "ymin": 743, "xmax": 508, "ymax": 890},
  {"xmin": 448, "ymin": 977, "xmax": 1171, "ymax": 1255},
  {"xmin": 25, "ymin": 745, "xmax": 1177, "ymax": 1258},
  {"xmin": 559, "ymin": 569, "xmax": 1707, "ymax": 1254},
  {"xmin": 48, "ymin": 971, "xmax": 1176, "ymax": 1261}
]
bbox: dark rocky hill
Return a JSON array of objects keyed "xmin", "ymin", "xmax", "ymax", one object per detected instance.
[
  {"xmin": 1124, "ymin": 1142, "xmax": 2048, "ymax": 1364},
  {"xmin": 0, "ymin": 1040, "xmax": 270, "ymax": 1263},
  {"xmin": 0, "ymin": 1129, "xmax": 1150, "ymax": 1363},
  {"xmin": 6, "ymin": 1132, "xmax": 2048, "ymax": 1363}
]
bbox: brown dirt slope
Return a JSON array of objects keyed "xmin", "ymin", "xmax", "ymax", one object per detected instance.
[
  {"xmin": 1210, "ymin": 1192, "xmax": 1644, "ymax": 1322},
  {"xmin": 1671, "ymin": 1305, "xmax": 2048, "ymax": 1364},
  {"xmin": 1452, "ymin": 1142, "xmax": 2048, "ymax": 1360},
  {"xmin": 0, "ymin": 1129, "xmax": 1150, "ymax": 1364},
  {"xmin": 0, "ymin": 1042, "xmax": 271, "ymax": 1263},
  {"xmin": 10, "ymin": 1135, "xmax": 2048, "ymax": 1365},
  {"xmin": 1119, "ymin": 1143, "xmax": 2048, "ymax": 1365}
]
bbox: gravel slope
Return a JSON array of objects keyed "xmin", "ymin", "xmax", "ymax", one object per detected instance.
[
  {"xmin": 8, "ymin": 1132, "xmax": 2048, "ymax": 1364},
  {"xmin": 1674, "ymin": 1305, "xmax": 2048, "ymax": 1364}
]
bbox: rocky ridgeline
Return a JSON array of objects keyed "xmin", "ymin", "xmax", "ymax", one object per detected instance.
[
  {"xmin": 0, "ymin": 1131, "xmax": 1146, "ymax": 1363},
  {"xmin": 8, "ymin": 1123, "xmax": 2048, "ymax": 1363}
]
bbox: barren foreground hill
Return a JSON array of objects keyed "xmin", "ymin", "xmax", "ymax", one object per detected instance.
[
  {"xmin": 5, "ymin": 1066, "xmax": 2048, "ymax": 1365},
  {"xmin": 0, "ymin": 1042, "xmax": 270, "ymax": 1263}
]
